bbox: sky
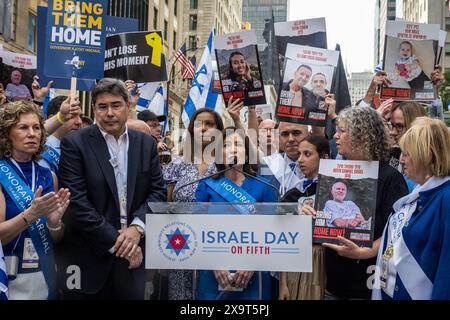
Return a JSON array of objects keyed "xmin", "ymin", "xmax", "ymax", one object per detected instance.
[{"xmin": 289, "ymin": 0, "xmax": 376, "ymax": 73}]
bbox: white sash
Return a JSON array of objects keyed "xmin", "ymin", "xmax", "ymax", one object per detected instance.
[
  {"xmin": 372, "ymin": 176, "xmax": 450, "ymax": 300},
  {"xmin": 262, "ymin": 153, "xmax": 301, "ymax": 196}
]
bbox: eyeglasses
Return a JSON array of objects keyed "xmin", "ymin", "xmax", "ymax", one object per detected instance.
[
  {"xmin": 148, "ymin": 123, "xmax": 162, "ymax": 128},
  {"xmin": 387, "ymin": 122, "xmax": 405, "ymax": 132}
]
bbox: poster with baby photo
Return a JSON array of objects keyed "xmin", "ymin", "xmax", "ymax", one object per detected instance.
[
  {"xmin": 381, "ymin": 20, "xmax": 440, "ymax": 101},
  {"xmin": 274, "ymin": 18, "xmax": 327, "ymax": 77},
  {"xmin": 313, "ymin": 159, "xmax": 379, "ymax": 247},
  {"xmin": 214, "ymin": 30, "xmax": 266, "ymax": 106},
  {"xmin": 275, "ymin": 43, "xmax": 339, "ymax": 127}
]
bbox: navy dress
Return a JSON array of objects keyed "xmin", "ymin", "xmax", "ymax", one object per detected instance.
[
  {"xmin": 1, "ymin": 159, "xmax": 54, "ymax": 297},
  {"xmin": 195, "ymin": 175, "xmax": 277, "ymax": 300}
]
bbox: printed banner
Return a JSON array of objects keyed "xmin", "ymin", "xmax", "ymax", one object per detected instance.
[
  {"xmin": 37, "ymin": 6, "xmax": 139, "ymax": 90},
  {"xmin": 146, "ymin": 214, "xmax": 312, "ymax": 272},
  {"xmin": 214, "ymin": 30, "xmax": 266, "ymax": 106},
  {"xmin": 313, "ymin": 159, "xmax": 379, "ymax": 247},
  {"xmin": 276, "ymin": 43, "xmax": 339, "ymax": 126},
  {"xmin": 104, "ymin": 31, "xmax": 168, "ymax": 83},
  {"xmin": 44, "ymin": 0, "xmax": 107, "ymax": 80},
  {"xmin": 381, "ymin": 20, "xmax": 439, "ymax": 101},
  {"xmin": 0, "ymin": 50, "xmax": 36, "ymax": 102}
]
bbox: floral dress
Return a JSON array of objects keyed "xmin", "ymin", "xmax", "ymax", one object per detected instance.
[{"xmin": 162, "ymin": 156, "xmax": 216, "ymax": 300}]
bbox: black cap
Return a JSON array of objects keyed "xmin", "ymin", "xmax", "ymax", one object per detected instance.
[{"xmin": 137, "ymin": 110, "xmax": 166, "ymax": 122}]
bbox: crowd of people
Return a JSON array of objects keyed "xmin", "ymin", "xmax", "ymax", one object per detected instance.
[{"xmin": 0, "ymin": 55, "xmax": 449, "ymax": 301}]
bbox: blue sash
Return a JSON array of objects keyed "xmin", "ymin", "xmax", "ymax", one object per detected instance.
[
  {"xmin": 205, "ymin": 176, "xmax": 256, "ymax": 214},
  {"xmin": 41, "ymin": 145, "xmax": 60, "ymax": 172},
  {"xmin": 0, "ymin": 160, "xmax": 56, "ymax": 299}
]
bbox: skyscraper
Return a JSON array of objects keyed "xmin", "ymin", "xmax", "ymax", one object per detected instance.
[{"xmin": 242, "ymin": 0, "xmax": 288, "ymax": 85}]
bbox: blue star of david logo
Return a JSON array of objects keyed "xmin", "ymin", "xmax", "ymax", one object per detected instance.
[{"xmin": 165, "ymin": 227, "xmax": 191, "ymax": 256}]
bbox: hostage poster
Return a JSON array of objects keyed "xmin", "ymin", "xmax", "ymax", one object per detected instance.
[
  {"xmin": 104, "ymin": 31, "xmax": 168, "ymax": 83},
  {"xmin": 313, "ymin": 160, "xmax": 379, "ymax": 247},
  {"xmin": 381, "ymin": 20, "xmax": 439, "ymax": 101},
  {"xmin": 274, "ymin": 17, "xmax": 327, "ymax": 75},
  {"xmin": 214, "ymin": 30, "xmax": 266, "ymax": 106},
  {"xmin": 0, "ymin": 50, "xmax": 36, "ymax": 102},
  {"xmin": 276, "ymin": 43, "xmax": 338, "ymax": 126}
]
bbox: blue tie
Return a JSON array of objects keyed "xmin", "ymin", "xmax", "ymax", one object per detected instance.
[
  {"xmin": 289, "ymin": 162, "xmax": 297, "ymax": 173},
  {"xmin": 302, "ymin": 179, "xmax": 315, "ymax": 190}
]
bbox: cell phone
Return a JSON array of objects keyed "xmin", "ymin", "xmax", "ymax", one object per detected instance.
[{"xmin": 130, "ymin": 86, "xmax": 139, "ymax": 96}]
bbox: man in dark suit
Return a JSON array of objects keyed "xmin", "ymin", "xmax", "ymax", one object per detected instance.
[{"xmin": 56, "ymin": 78, "xmax": 166, "ymax": 299}]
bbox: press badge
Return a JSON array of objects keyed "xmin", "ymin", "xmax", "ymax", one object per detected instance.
[{"xmin": 22, "ymin": 238, "xmax": 39, "ymax": 269}]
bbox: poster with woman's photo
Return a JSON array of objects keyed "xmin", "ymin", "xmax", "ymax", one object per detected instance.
[
  {"xmin": 313, "ymin": 160, "xmax": 379, "ymax": 247},
  {"xmin": 274, "ymin": 17, "xmax": 327, "ymax": 76},
  {"xmin": 214, "ymin": 30, "xmax": 266, "ymax": 106},
  {"xmin": 275, "ymin": 44, "xmax": 338, "ymax": 127},
  {"xmin": 381, "ymin": 21, "xmax": 440, "ymax": 101}
]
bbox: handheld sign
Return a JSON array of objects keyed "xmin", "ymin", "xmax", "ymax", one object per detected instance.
[
  {"xmin": 214, "ymin": 30, "xmax": 266, "ymax": 106},
  {"xmin": 313, "ymin": 159, "xmax": 379, "ymax": 247},
  {"xmin": 104, "ymin": 31, "xmax": 168, "ymax": 83},
  {"xmin": 44, "ymin": 0, "xmax": 107, "ymax": 81},
  {"xmin": 381, "ymin": 20, "xmax": 439, "ymax": 101}
]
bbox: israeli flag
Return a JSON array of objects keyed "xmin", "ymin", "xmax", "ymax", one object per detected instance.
[
  {"xmin": 0, "ymin": 244, "xmax": 8, "ymax": 300},
  {"xmin": 43, "ymin": 88, "xmax": 56, "ymax": 119},
  {"xmin": 148, "ymin": 85, "xmax": 169, "ymax": 135},
  {"xmin": 182, "ymin": 29, "xmax": 223, "ymax": 128},
  {"xmin": 136, "ymin": 82, "xmax": 160, "ymax": 112}
]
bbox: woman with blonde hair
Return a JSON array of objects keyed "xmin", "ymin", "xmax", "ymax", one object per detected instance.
[
  {"xmin": 0, "ymin": 101, "xmax": 70, "ymax": 299},
  {"xmin": 325, "ymin": 117, "xmax": 450, "ymax": 300}
]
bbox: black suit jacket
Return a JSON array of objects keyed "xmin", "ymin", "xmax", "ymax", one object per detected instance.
[{"xmin": 56, "ymin": 125, "xmax": 166, "ymax": 295}]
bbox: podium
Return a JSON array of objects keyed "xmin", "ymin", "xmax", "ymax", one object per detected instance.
[{"xmin": 146, "ymin": 202, "xmax": 311, "ymax": 300}]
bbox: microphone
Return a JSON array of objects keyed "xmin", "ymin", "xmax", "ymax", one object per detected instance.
[{"xmin": 174, "ymin": 164, "xmax": 234, "ymax": 195}]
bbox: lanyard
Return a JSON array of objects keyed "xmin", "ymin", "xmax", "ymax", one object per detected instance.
[{"xmin": 9, "ymin": 159, "xmax": 36, "ymax": 193}]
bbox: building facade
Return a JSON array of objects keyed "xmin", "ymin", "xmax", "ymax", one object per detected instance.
[
  {"xmin": 242, "ymin": 0, "xmax": 287, "ymax": 86},
  {"xmin": 374, "ymin": 0, "xmax": 396, "ymax": 68},
  {"xmin": 347, "ymin": 71, "xmax": 373, "ymax": 106},
  {"xmin": 0, "ymin": 0, "xmax": 47, "ymax": 54}
]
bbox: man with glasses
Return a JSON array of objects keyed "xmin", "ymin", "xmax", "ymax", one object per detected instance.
[
  {"xmin": 137, "ymin": 110, "xmax": 168, "ymax": 152},
  {"xmin": 57, "ymin": 78, "xmax": 166, "ymax": 299}
]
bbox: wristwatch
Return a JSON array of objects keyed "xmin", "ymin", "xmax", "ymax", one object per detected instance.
[{"xmin": 132, "ymin": 224, "xmax": 145, "ymax": 238}]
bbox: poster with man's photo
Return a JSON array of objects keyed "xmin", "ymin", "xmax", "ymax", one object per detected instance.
[
  {"xmin": 274, "ymin": 17, "xmax": 327, "ymax": 75},
  {"xmin": 275, "ymin": 43, "xmax": 338, "ymax": 127},
  {"xmin": 214, "ymin": 30, "xmax": 266, "ymax": 106},
  {"xmin": 381, "ymin": 20, "xmax": 440, "ymax": 101},
  {"xmin": 313, "ymin": 160, "xmax": 379, "ymax": 247},
  {"xmin": 0, "ymin": 49, "xmax": 36, "ymax": 103}
]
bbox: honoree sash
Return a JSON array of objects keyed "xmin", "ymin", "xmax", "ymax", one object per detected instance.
[
  {"xmin": 0, "ymin": 160, "xmax": 56, "ymax": 299},
  {"xmin": 205, "ymin": 176, "xmax": 256, "ymax": 214},
  {"xmin": 373, "ymin": 176, "xmax": 450, "ymax": 300},
  {"xmin": 41, "ymin": 145, "xmax": 60, "ymax": 172}
]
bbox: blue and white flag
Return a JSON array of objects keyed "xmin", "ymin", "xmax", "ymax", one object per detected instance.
[
  {"xmin": 136, "ymin": 82, "xmax": 161, "ymax": 112},
  {"xmin": 182, "ymin": 29, "xmax": 223, "ymax": 128},
  {"xmin": 148, "ymin": 84, "xmax": 169, "ymax": 135},
  {"xmin": 0, "ymin": 243, "xmax": 8, "ymax": 300},
  {"xmin": 43, "ymin": 88, "xmax": 56, "ymax": 119}
]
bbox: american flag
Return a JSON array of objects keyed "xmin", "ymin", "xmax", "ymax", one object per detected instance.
[
  {"xmin": 175, "ymin": 43, "xmax": 196, "ymax": 79},
  {"xmin": 182, "ymin": 55, "xmax": 196, "ymax": 79}
]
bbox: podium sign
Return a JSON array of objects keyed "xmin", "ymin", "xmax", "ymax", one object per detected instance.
[{"xmin": 145, "ymin": 204, "xmax": 312, "ymax": 272}]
